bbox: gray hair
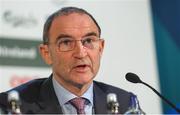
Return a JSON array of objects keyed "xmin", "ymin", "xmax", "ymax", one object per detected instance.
[{"xmin": 43, "ymin": 6, "xmax": 101, "ymax": 44}]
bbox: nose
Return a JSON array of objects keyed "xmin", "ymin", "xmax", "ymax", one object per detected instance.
[{"xmin": 73, "ymin": 41, "xmax": 87, "ymax": 59}]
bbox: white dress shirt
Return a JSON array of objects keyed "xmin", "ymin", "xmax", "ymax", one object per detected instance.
[{"xmin": 52, "ymin": 77, "xmax": 94, "ymax": 114}]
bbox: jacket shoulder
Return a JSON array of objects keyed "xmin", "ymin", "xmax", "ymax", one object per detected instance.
[
  {"xmin": 94, "ymin": 80, "xmax": 131, "ymax": 95},
  {"xmin": 4, "ymin": 78, "xmax": 47, "ymax": 98},
  {"xmin": 0, "ymin": 78, "xmax": 47, "ymax": 111}
]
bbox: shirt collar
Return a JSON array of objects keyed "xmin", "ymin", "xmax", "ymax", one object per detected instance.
[{"xmin": 52, "ymin": 77, "xmax": 94, "ymax": 106}]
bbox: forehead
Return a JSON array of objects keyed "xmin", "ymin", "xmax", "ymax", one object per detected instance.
[{"xmin": 49, "ymin": 13, "xmax": 99, "ymax": 38}]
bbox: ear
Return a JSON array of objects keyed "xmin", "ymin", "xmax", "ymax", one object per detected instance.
[
  {"xmin": 39, "ymin": 44, "xmax": 52, "ymax": 65},
  {"xmin": 99, "ymin": 39, "xmax": 105, "ymax": 57}
]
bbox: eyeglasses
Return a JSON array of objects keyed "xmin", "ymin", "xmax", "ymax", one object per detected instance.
[{"xmin": 47, "ymin": 36, "xmax": 103, "ymax": 52}]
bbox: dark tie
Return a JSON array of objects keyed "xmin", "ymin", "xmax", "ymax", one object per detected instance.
[{"xmin": 70, "ymin": 97, "xmax": 86, "ymax": 114}]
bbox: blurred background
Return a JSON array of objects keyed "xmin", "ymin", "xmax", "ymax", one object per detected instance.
[{"xmin": 0, "ymin": 0, "xmax": 179, "ymax": 114}]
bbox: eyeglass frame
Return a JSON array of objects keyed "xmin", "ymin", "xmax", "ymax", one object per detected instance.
[{"xmin": 44, "ymin": 36, "xmax": 104, "ymax": 52}]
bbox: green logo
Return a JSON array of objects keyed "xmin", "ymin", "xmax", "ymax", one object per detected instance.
[{"xmin": 0, "ymin": 37, "xmax": 49, "ymax": 67}]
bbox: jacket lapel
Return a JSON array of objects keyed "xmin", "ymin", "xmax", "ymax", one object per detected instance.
[
  {"xmin": 93, "ymin": 81, "xmax": 108, "ymax": 114},
  {"xmin": 36, "ymin": 75, "xmax": 63, "ymax": 114}
]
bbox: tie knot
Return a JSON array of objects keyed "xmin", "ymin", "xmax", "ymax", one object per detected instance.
[{"xmin": 70, "ymin": 97, "xmax": 86, "ymax": 114}]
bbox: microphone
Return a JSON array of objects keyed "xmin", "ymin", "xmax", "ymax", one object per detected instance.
[
  {"xmin": 107, "ymin": 93, "xmax": 119, "ymax": 114},
  {"xmin": 8, "ymin": 90, "xmax": 21, "ymax": 114},
  {"xmin": 0, "ymin": 107, "xmax": 5, "ymax": 114},
  {"xmin": 124, "ymin": 93, "xmax": 145, "ymax": 115},
  {"xmin": 125, "ymin": 72, "xmax": 180, "ymax": 113}
]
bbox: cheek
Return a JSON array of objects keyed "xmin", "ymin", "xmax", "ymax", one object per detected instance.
[
  {"xmin": 89, "ymin": 51, "xmax": 101, "ymax": 72},
  {"xmin": 51, "ymin": 53, "xmax": 71, "ymax": 72}
]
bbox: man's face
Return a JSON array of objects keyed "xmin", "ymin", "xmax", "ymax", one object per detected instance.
[{"xmin": 40, "ymin": 13, "xmax": 104, "ymax": 89}]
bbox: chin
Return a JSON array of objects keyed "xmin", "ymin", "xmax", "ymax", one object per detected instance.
[
  {"xmin": 70, "ymin": 73, "xmax": 94, "ymax": 84},
  {"xmin": 73, "ymin": 78, "xmax": 92, "ymax": 86}
]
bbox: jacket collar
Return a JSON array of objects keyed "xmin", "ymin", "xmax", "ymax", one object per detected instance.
[{"xmin": 35, "ymin": 76, "xmax": 109, "ymax": 114}]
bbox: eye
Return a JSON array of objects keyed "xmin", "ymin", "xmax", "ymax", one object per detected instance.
[
  {"xmin": 59, "ymin": 39, "xmax": 73, "ymax": 46},
  {"xmin": 83, "ymin": 38, "xmax": 93, "ymax": 44}
]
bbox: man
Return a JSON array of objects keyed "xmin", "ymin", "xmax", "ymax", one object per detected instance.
[{"xmin": 0, "ymin": 7, "xmax": 141, "ymax": 114}]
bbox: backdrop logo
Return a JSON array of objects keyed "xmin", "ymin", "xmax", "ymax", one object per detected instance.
[
  {"xmin": 0, "ymin": 37, "xmax": 48, "ymax": 67},
  {"xmin": 2, "ymin": 10, "xmax": 37, "ymax": 28},
  {"xmin": 0, "ymin": 45, "xmax": 36, "ymax": 59},
  {"xmin": 10, "ymin": 75, "xmax": 36, "ymax": 87}
]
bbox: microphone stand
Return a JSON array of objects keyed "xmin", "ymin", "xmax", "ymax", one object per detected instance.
[
  {"xmin": 141, "ymin": 81, "xmax": 180, "ymax": 113},
  {"xmin": 8, "ymin": 90, "xmax": 21, "ymax": 115},
  {"xmin": 108, "ymin": 102, "xmax": 119, "ymax": 114},
  {"xmin": 125, "ymin": 72, "xmax": 180, "ymax": 113}
]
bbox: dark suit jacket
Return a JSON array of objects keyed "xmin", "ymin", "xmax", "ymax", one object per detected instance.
[{"xmin": 0, "ymin": 75, "xmax": 132, "ymax": 114}]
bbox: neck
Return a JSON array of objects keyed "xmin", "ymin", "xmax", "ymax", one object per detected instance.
[
  {"xmin": 67, "ymin": 83, "xmax": 91, "ymax": 96},
  {"xmin": 53, "ymin": 75, "xmax": 93, "ymax": 97}
]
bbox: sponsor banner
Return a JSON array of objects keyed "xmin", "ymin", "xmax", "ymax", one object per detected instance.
[
  {"xmin": 0, "ymin": 66, "xmax": 51, "ymax": 92},
  {"xmin": 0, "ymin": 0, "xmax": 68, "ymax": 39},
  {"xmin": 0, "ymin": 37, "xmax": 48, "ymax": 67}
]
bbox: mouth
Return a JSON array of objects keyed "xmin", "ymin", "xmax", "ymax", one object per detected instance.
[{"xmin": 73, "ymin": 64, "xmax": 90, "ymax": 73}]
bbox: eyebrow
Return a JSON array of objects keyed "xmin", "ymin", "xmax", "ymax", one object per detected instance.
[
  {"xmin": 56, "ymin": 34, "xmax": 73, "ymax": 39},
  {"xmin": 55, "ymin": 34, "xmax": 73, "ymax": 43},
  {"xmin": 82, "ymin": 32, "xmax": 98, "ymax": 38},
  {"xmin": 55, "ymin": 32, "xmax": 99, "ymax": 42}
]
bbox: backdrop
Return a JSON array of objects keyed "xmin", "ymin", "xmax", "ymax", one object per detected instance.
[
  {"xmin": 151, "ymin": 0, "xmax": 180, "ymax": 113},
  {"xmin": 0, "ymin": 0, "xmax": 161, "ymax": 113}
]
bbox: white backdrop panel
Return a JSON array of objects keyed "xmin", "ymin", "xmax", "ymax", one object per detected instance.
[{"xmin": 0, "ymin": 0, "xmax": 161, "ymax": 113}]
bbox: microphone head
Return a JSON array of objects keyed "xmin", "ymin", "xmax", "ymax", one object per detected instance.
[
  {"xmin": 107, "ymin": 93, "xmax": 117, "ymax": 103},
  {"xmin": 8, "ymin": 90, "xmax": 19, "ymax": 102},
  {"xmin": 125, "ymin": 72, "xmax": 142, "ymax": 83}
]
